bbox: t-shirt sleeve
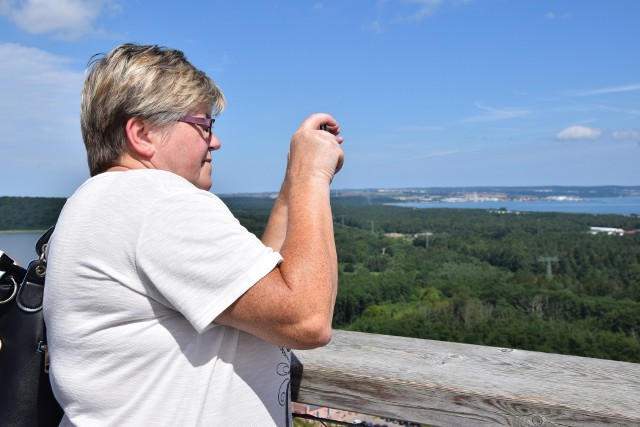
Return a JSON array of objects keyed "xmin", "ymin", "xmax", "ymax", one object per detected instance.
[{"xmin": 135, "ymin": 190, "xmax": 282, "ymax": 333}]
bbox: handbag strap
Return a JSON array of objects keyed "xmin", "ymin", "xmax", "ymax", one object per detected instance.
[
  {"xmin": 0, "ymin": 252, "xmax": 27, "ymax": 304},
  {"xmin": 35, "ymin": 226, "xmax": 55, "ymax": 277},
  {"xmin": 0, "ymin": 251, "xmax": 24, "ymax": 274},
  {"xmin": 15, "ymin": 226, "xmax": 55, "ymax": 312},
  {"xmin": 0, "ymin": 226, "xmax": 54, "ymax": 305}
]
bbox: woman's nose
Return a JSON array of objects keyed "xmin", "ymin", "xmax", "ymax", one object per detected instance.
[{"xmin": 209, "ymin": 132, "xmax": 221, "ymax": 150}]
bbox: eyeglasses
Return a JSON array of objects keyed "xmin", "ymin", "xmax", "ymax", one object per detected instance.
[{"xmin": 178, "ymin": 115, "xmax": 215, "ymax": 136}]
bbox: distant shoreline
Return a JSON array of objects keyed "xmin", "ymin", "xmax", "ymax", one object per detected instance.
[
  {"xmin": 390, "ymin": 195, "xmax": 640, "ymax": 216},
  {"xmin": 0, "ymin": 230, "xmax": 47, "ymax": 234},
  {"xmin": 3, "ymin": 184, "xmax": 640, "ymax": 200}
]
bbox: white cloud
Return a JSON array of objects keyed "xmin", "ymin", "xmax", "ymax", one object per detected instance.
[
  {"xmin": 546, "ymin": 11, "xmax": 571, "ymax": 20},
  {"xmin": 570, "ymin": 83, "xmax": 640, "ymax": 97},
  {"xmin": 465, "ymin": 102, "xmax": 530, "ymax": 123},
  {"xmin": 371, "ymin": 0, "xmax": 470, "ymax": 26},
  {"xmin": 0, "ymin": 42, "xmax": 82, "ymax": 114},
  {"xmin": 418, "ymin": 150, "xmax": 461, "ymax": 158},
  {"xmin": 612, "ymin": 130, "xmax": 640, "ymax": 140},
  {"xmin": 0, "ymin": 0, "xmax": 116, "ymax": 40},
  {"xmin": 396, "ymin": 124, "xmax": 444, "ymax": 132},
  {"xmin": 0, "ymin": 43, "xmax": 88, "ymax": 196},
  {"xmin": 399, "ymin": 0, "xmax": 444, "ymax": 21},
  {"xmin": 556, "ymin": 125, "xmax": 602, "ymax": 140},
  {"xmin": 594, "ymin": 104, "xmax": 640, "ymax": 117},
  {"xmin": 363, "ymin": 19, "xmax": 385, "ymax": 34}
]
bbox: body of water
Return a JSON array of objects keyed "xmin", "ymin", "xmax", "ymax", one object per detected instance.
[
  {"xmin": 0, "ymin": 233, "xmax": 42, "ymax": 267},
  {"xmin": 392, "ymin": 196, "xmax": 640, "ymax": 216}
]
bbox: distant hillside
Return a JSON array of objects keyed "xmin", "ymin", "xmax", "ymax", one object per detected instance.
[
  {"xmin": 0, "ymin": 197, "xmax": 67, "ymax": 231},
  {"xmin": 2, "ymin": 185, "xmax": 639, "ymax": 230},
  {"xmin": 336, "ymin": 185, "xmax": 640, "ymax": 200}
]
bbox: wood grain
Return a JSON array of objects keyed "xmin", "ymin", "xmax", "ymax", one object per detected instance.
[{"xmin": 291, "ymin": 330, "xmax": 640, "ymax": 426}]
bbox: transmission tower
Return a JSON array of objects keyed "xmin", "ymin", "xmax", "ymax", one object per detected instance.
[
  {"xmin": 423, "ymin": 231, "xmax": 430, "ymax": 248},
  {"xmin": 538, "ymin": 256, "xmax": 559, "ymax": 279}
]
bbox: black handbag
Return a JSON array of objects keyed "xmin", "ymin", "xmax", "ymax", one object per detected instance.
[{"xmin": 0, "ymin": 228, "xmax": 63, "ymax": 426}]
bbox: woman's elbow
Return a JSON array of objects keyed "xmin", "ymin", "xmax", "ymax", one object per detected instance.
[
  {"xmin": 290, "ymin": 319, "xmax": 333, "ymax": 350},
  {"xmin": 307, "ymin": 324, "xmax": 333, "ymax": 349}
]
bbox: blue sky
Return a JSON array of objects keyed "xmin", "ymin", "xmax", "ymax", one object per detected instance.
[{"xmin": 1, "ymin": 0, "xmax": 638, "ymax": 197}]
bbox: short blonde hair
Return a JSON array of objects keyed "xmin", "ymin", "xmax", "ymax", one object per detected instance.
[{"xmin": 81, "ymin": 43, "xmax": 225, "ymax": 176}]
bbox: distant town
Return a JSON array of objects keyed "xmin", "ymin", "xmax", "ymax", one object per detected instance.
[{"xmin": 226, "ymin": 185, "xmax": 640, "ymax": 203}]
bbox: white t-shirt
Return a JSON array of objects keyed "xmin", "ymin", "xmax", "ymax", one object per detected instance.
[{"xmin": 43, "ymin": 170, "xmax": 292, "ymax": 426}]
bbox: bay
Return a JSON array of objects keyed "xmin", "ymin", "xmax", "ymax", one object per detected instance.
[
  {"xmin": 391, "ymin": 196, "xmax": 640, "ymax": 216},
  {"xmin": 0, "ymin": 233, "xmax": 42, "ymax": 267}
]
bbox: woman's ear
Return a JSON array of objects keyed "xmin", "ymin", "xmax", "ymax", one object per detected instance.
[{"xmin": 125, "ymin": 117, "xmax": 156, "ymax": 158}]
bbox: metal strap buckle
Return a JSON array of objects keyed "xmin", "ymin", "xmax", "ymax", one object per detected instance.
[{"xmin": 0, "ymin": 276, "xmax": 18, "ymax": 304}]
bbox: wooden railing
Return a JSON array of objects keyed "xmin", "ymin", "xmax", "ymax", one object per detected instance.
[{"xmin": 291, "ymin": 330, "xmax": 640, "ymax": 426}]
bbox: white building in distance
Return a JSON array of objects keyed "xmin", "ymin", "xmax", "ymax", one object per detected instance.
[{"xmin": 589, "ymin": 227, "xmax": 625, "ymax": 236}]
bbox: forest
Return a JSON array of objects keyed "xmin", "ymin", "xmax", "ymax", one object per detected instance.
[
  {"xmin": 2, "ymin": 195, "xmax": 639, "ymax": 362},
  {"xmin": 329, "ymin": 201, "xmax": 640, "ymax": 362}
]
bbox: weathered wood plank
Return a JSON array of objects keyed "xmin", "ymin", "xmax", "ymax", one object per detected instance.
[{"xmin": 291, "ymin": 330, "xmax": 640, "ymax": 426}]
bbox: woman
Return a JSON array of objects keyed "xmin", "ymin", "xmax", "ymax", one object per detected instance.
[{"xmin": 44, "ymin": 43, "xmax": 344, "ymax": 426}]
